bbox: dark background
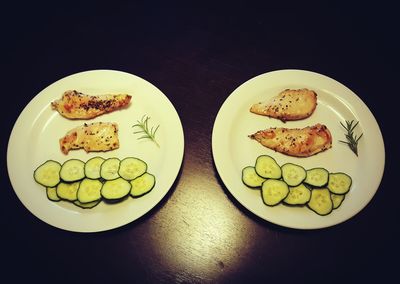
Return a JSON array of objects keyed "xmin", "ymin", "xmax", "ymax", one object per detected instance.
[{"xmin": 1, "ymin": 1, "xmax": 398, "ymax": 283}]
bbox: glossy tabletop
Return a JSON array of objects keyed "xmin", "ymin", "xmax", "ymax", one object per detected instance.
[{"xmin": 2, "ymin": 2, "xmax": 397, "ymax": 282}]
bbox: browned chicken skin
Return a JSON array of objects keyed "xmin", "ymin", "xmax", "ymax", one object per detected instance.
[
  {"xmin": 51, "ymin": 90, "xmax": 131, "ymax": 119},
  {"xmin": 59, "ymin": 122, "xmax": 119, "ymax": 154},
  {"xmin": 249, "ymin": 124, "xmax": 332, "ymax": 157},
  {"xmin": 250, "ymin": 88, "xmax": 317, "ymax": 122}
]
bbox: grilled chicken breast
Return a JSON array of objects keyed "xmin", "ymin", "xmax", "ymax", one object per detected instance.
[
  {"xmin": 59, "ymin": 122, "xmax": 119, "ymax": 154},
  {"xmin": 249, "ymin": 123, "xmax": 332, "ymax": 157},
  {"xmin": 51, "ymin": 90, "xmax": 131, "ymax": 119},
  {"xmin": 250, "ymin": 88, "xmax": 317, "ymax": 122}
]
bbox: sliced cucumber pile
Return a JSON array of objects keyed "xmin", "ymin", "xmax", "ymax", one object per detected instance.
[
  {"xmin": 60, "ymin": 159, "xmax": 85, "ymax": 182},
  {"xmin": 34, "ymin": 156, "xmax": 156, "ymax": 209},
  {"xmin": 261, "ymin": 179, "xmax": 289, "ymax": 206},
  {"xmin": 118, "ymin": 157, "xmax": 147, "ymax": 180},
  {"xmin": 281, "ymin": 163, "xmax": 306, "ymax": 187},
  {"xmin": 77, "ymin": 178, "xmax": 103, "ymax": 203},
  {"xmin": 84, "ymin": 157, "xmax": 105, "ymax": 179},
  {"xmin": 304, "ymin": 168, "xmax": 329, "ymax": 187},
  {"xmin": 283, "ymin": 183, "xmax": 311, "ymax": 206},
  {"xmin": 34, "ymin": 160, "xmax": 61, "ymax": 187},
  {"xmin": 101, "ymin": 178, "xmax": 131, "ymax": 201},
  {"xmin": 255, "ymin": 155, "xmax": 281, "ymax": 179},
  {"xmin": 100, "ymin": 158, "xmax": 121, "ymax": 180},
  {"xmin": 242, "ymin": 166, "xmax": 266, "ymax": 188},
  {"xmin": 242, "ymin": 155, "xmax": 352, "ymax": 216},
  {"xmin": 130, "ymin": 173, "xmax": 156, "ymax": 197}
]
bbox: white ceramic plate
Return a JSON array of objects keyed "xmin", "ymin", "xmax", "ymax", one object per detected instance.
[
  {"xmin": 212, "ymin": 69, "xmax": 385, "ymax": 229},
  {"xmin": 7, "ymin": 70, "xmax": 184, "ymax": 232}
]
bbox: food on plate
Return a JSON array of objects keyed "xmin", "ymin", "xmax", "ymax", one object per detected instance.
[
  {"xmin": 59, "ymin": 159, "xmax": 85, "ymax": 182},
  {"xmin": 242, "ymin": 166, "xmax": 267, "ymax": 188},
  {"xmin": 73, "ymin": 199, "xmax": 102, "ymax": 209},
  {"xmin": 132, "ymin": 115, "xmax": 160, "ymax": 147},
  {"xmin": 241, "ymin": 155, "xmax": 352, "ymax": 215},
  {"xmin": 327, "ymin": 172, "xmax": 352, "ymax": 195},
  {"xmin": 100, "ymin": 157, "xmax": 121, "ymax": 180},
  {"xmin": 250, "ymin": 88, "xmax": 317, "ymax": 121},
  {"xmin": 84, "ymin": 157, "xmax": 105, "ymax": 179},
  {"xmin": 307, "ymin": 188, "xmax": 333, "ymax": 216},
  {"xmin": 281, "ymin": 163, "xmax": 307, "ymax": 187},
  {"xmin": 77, "ymin": 178, "xmax": 103, "ymax": 203},
  {"xmin": 33, "ymin": 156, "xmax": 156, "ymax": 209},
  {"xmin": 59, "ymin": 122, "xmax": 119, "ymax": 154},
  {"xmin": 254, "ymin": 155, "xmax": 282, "ymax": 179},
  {"xmin": 130, "ymin": 173, "xmax": 156, "ymax": 197},
  {"xmin": 261, "ymin": 179, "xmax": 289, "ymax": 206},
  {"xmin": 331, "ymin": 194, "xmax": 345, "ymax": 209},
  {"xmin": 99, "ymin": 157, "xmax": 147, "ymax": 181},
  {"xmin": 283, "ymin": 184, "xmax": 311, "ymax": 206},
  {"xmin": 51, "ymin": 90, "xmax": 131, "ymax": 119},
  {"xmin": 303, "ymin": 168, "xmax": 329, "ymax": 187},
  {"xmin": 46, "ymin": 187, "xmax": 60, "ymax": 202},
  {"xmin": 118, "ymin": 157, "xmax": 147, "ymax": 181},
  {"xmin": 56, "ymin": 181, "xmax": 80, "ymax": 201},
  {"xmin": 339, "ymin": 119, "xmax": 363, "ymax": 156},
  {"xmin": 33, "ymin": 160, "xmax": 61, "ymax": 187},
  {"xmin": 249, "ymin": 123, "xmax": 332, "ymax": 157},
  {"xmin": 101, "ymin": 178, "xmax": 131, "ymax": 201}
]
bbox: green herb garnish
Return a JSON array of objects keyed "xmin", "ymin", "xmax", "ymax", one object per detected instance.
[
  {"xmin": 132, "ymin": 115, "xmax": 160, "ymax": 147},
  {"xmin": 339, "ymin": 120, "xmax": 363, "ymax": 156}
]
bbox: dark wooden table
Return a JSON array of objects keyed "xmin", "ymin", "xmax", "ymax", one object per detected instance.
[{"xmin": 2, "ymin": 2, "xmax": 397, "ymax": 282}]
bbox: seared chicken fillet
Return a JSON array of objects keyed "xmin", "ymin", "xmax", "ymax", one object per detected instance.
[
  {"xmin": 59, "ymin": 122, "xmax": 119, "ymax": 154},
  {"xmin": 51, "ymin": 90, "xmax": 131, "ymax": 119},
  {"xmin": 249, "ymin": 123, "xmax": 332, "ymax": 157},
  {"xmin": 250, "ymin": 88, "xmax": 317, "ymax": 122}
]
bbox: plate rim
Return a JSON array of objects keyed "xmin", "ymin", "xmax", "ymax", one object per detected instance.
[
  {"xmin": 212, "ymin": 69, "xmax": 385, "ymax": 229},
  {"xmin": 7, "ymin": 69, "xmax": 185, "ymax": 232}
]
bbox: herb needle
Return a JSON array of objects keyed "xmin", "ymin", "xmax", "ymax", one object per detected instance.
[
  {"xmin": 132, "ymin": 115, "xmax": 160, "ymax": 147},
  {"xmin": 339, "ymin": 120, "xmax": 363, "ymax": 156}
]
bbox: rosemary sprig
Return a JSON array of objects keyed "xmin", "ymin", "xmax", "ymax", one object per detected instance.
[
  {"xmin": 339, "ymin": 120, "xmax": 363, "ymax": 156},
  {"xmin": 132, "ymin": 115, "xmax": 160, "ymax": 147}
]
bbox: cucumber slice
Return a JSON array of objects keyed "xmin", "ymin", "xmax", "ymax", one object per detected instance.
[
  {"xmin": 34, "ymin": 160, "xmax": 61, "ymax": 187},
  {"xmin": 46, "ymin": 187, "xmax": 60, "ymax": 202},
  {"xmin": 307, "ymin": 188, "xmax": 333, "ymax": 216},
  {"xmin": 255, "ymin": 155, "xmax": 282, "ymax": 179},
  {"xmin": 56, "ymin": 181, "xmax": 80, "ymax": 201},
  {"xmin": 328, "ymin": 172, "xmax": 352, "ymax": 194},
  {"xmin": 283, "ymin": 183, "xmax": 311, "ymax": 205},
  {"xmin": 60, "ymin": 159, "xmax": 85, "ymax": 182},
  {"xmin": 77, "ymin": 178, "xmax": 103, "ymax": 203},
  {"xmin": 130, "ymin": 173, "xmax": 156, "ymax": 197},
  {"xmin": 261, "ymin": 179, "xmax": 289, "ymax": 206},
  {"xmin": 242, "ymin": 166, "xmax": 266, "ymax": 188},
  {"xmin": 331, "ymin": 193, "xmax": 345, "ymax": 209},
  {"xmin": 101, "ymin": 178, "xmax": 131, "ymax": 201},
  {"xmin": 84, "ymin": 157, "xmax": 105, "ymax": 179},
  {"xmin": 304, "ymin": 168, "xmax": 329, "ymax": 187},
  {"xmin": 281, "ymin": 163, "xmax": 306, "ymax": 186},
  {"xmin": 118, "ymin": 157, "xmax": 147, "ymax": 180},
  {"xmin": 100, "ymin": 158, "xmax": 120, "ymax": 180},
  {"xmin": 73, "ymin": 199, "xmax": 101, "ymax": 209}
]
